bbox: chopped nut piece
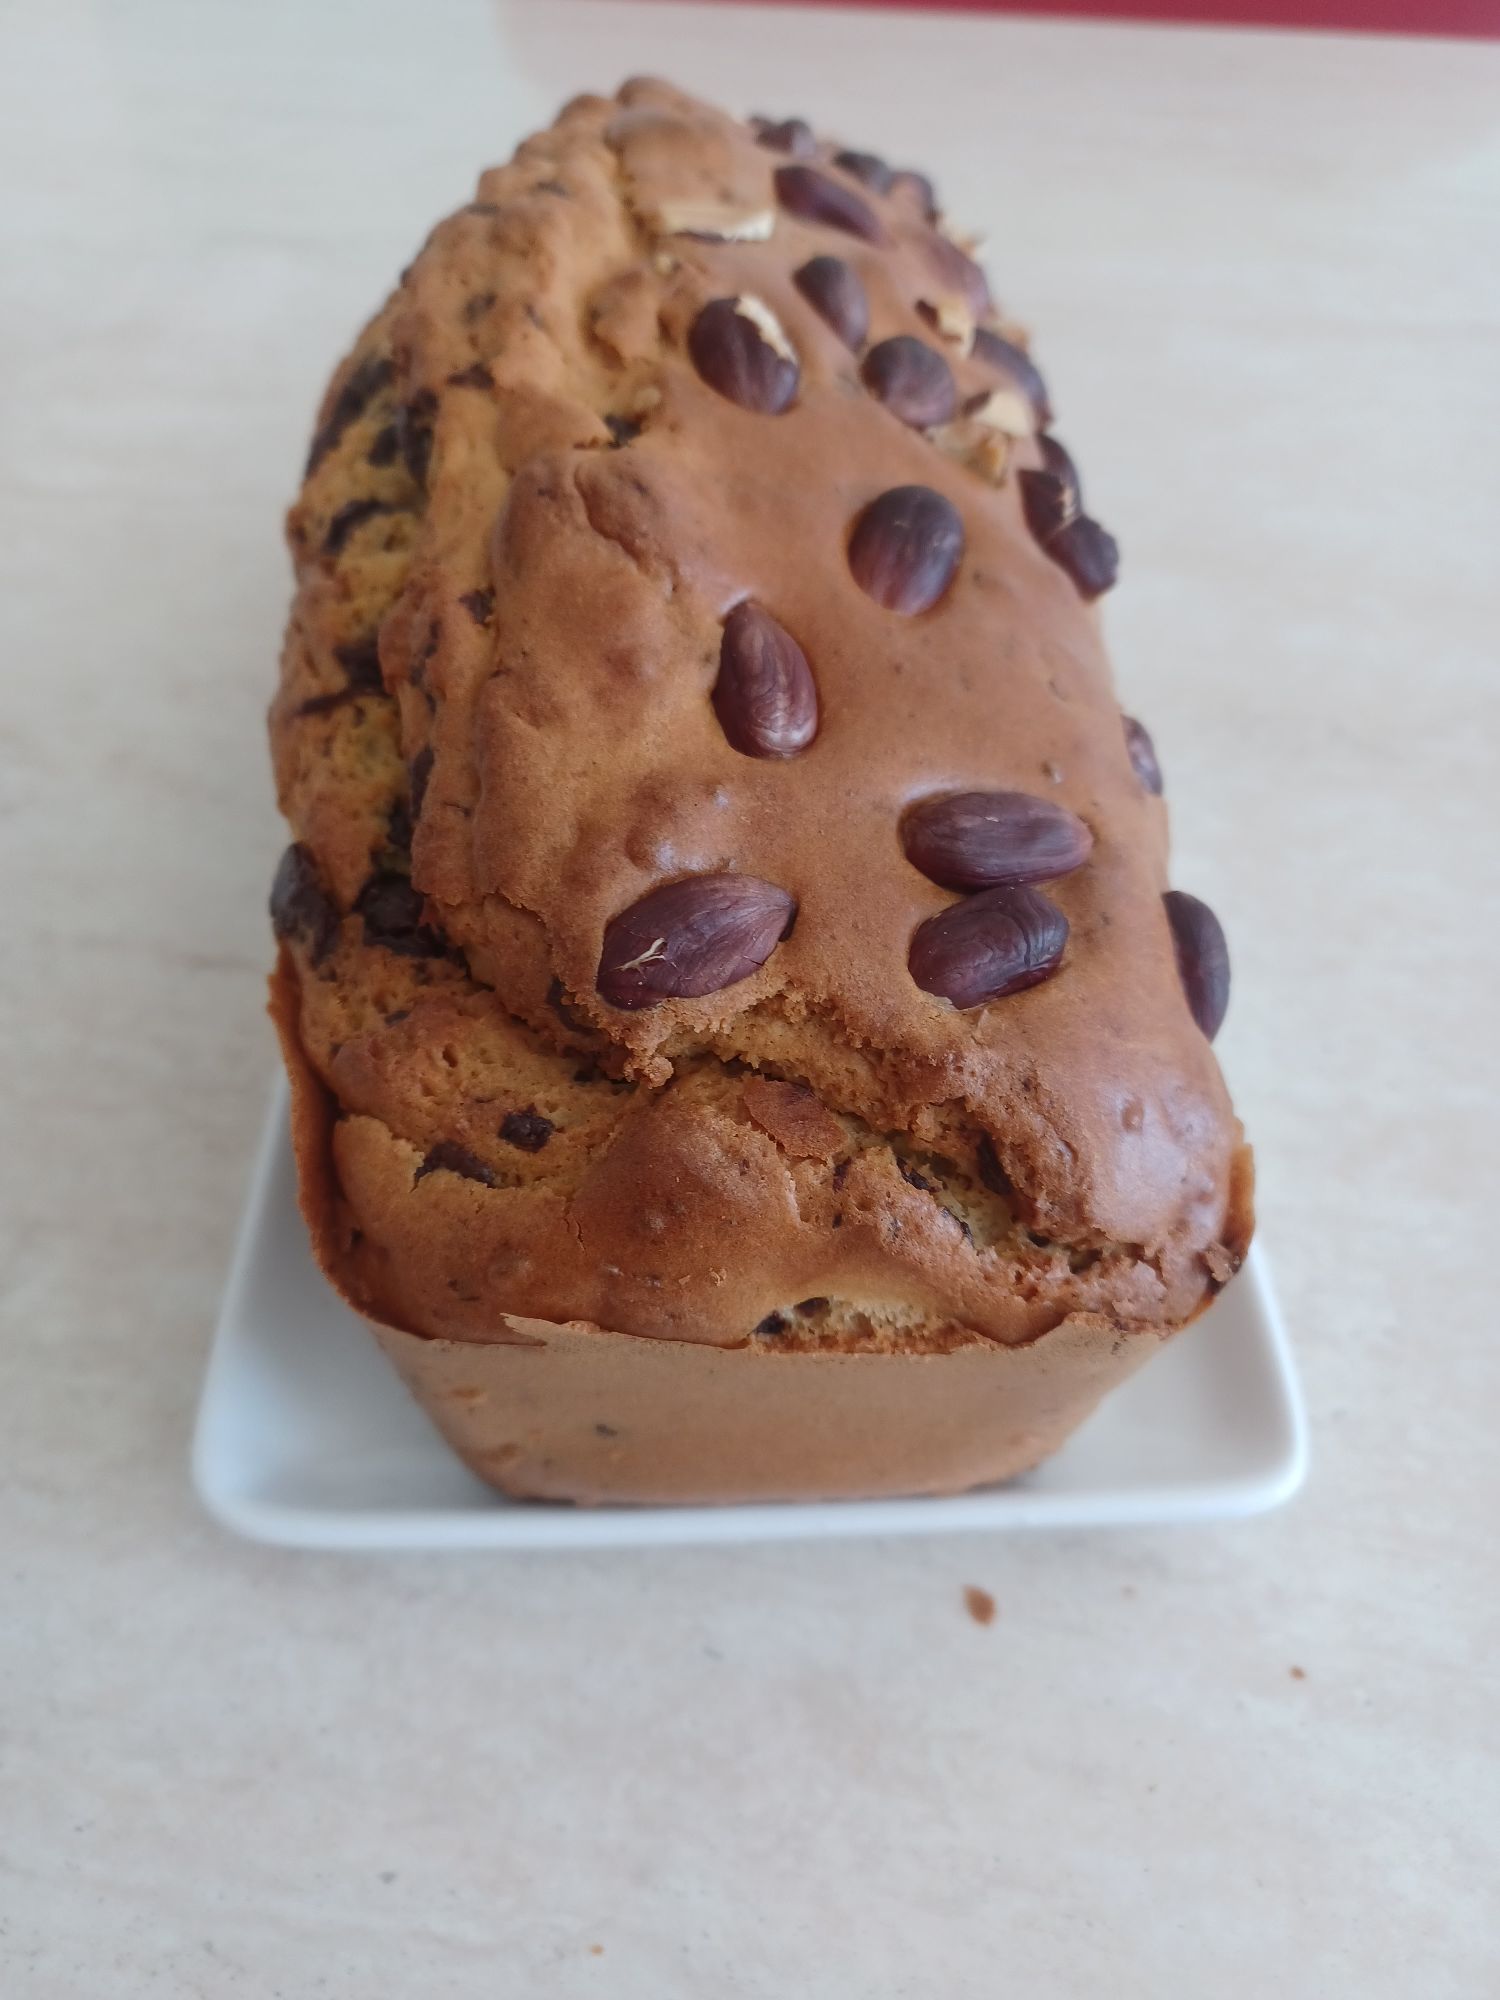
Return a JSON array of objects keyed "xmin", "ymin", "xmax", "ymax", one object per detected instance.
[
  {"xmin": 939, "ymin": 218, "xmax": 985, "ymax": 257},
  {"xmin": 918, "ymin": 295, "xmax": 975, "ymax": 354},
  {"xmin": 962, "ymin": 387, "xmax": 1034, "ymax": 438},
  {"xmin": 652, "ymin": 200, "xmax": 775, "ymax": 241},
  {"xmin": 929, "ymin": 418, "xmax": 1014, "ymax": 485}
]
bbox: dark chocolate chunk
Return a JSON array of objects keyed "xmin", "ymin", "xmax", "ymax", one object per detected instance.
[
  {"xmin": 367, "ymin": 423, "xmax": 400, "ymax": 467},
  {"xmin": 396, "ymin": 390, "xmax": 438, "ymax": 487},
  {"xmin": 334, "ymin": 634, "xmax": 383, "ymax": 692},
  {"xmin": 414, "ymin": 1141, "xmax": 498, "ymax": 1188},
  {"xmin": 458, "ymin": 588, "xmax": 494, "ymax": 627},
  {"xmin": 975, "ymin": 1135, "xmax": 1015, "ymax": 1200},
  {"xmin": 270, "ymin": 843, "xmax": 339, "ymax": 963},
  {"xmin": 755, "ymin": 1312, "xmax": 790, "ymax": 1336},
  {"xmin": 547, "ymin": 977, "xmax": 590, "ymax": 1036},
  {"xmin": 354, "ymin": 872, "xmax": 446, "ymax": 957},
  {"xmin": 604, "ymin": 413, "xmax": 643, "ymax": 446},
  {"xmin": 306, "ymin": 354, "xmax": 394, "ymax": 474},
  {"xmin": 500, "ymin": 1108, "xmax": 555, "ymax": 1152},
  {"xmin": 384, "ymin": 798, "xmax": 413, "ymax": 857},
  {"xmin": 446, "ymin": 361, "xmax": 493, "ymax": 390},
  {"xmin": 322, "ymin": 498, "xmax": 395, "ymax": 557}
]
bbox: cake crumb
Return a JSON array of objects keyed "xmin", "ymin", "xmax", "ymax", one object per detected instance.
[
  {"xmin": 590, "ymin": 1944, "xmax": 605, "ymax": 1956},
  {"xmin": 963, "ymin": 1585, "xmax": 996, "ymax": 1626},
  {"xmin": 1289, "ymin": 1665, "xmax": 1306, "ymax": 1680}
]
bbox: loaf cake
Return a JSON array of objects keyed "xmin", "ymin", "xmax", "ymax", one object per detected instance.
[{"xmin": 268, "ymin": 79, "xmax": 1253, "ymax": 1504}]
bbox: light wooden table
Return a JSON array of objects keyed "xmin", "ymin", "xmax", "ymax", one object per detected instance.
[{"xmin": 3, "ymin": 3, "xmax": 1497, "ymax": 1992}]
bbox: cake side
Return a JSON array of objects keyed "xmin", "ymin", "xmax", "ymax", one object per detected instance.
[{"xmin": 270, "ymin": 949, "xmax": 1192, "ymax": 1503}]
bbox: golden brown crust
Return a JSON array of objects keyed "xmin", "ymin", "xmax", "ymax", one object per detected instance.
[{"xmin": 266, "ymin": 79, "xmax": 1253, "ymax": 1501}]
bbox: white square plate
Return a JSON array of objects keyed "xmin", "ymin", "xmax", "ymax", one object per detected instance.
[{"xmin": 193, "ymin": 1082, "xmax": 1307, "ymax": 1549}]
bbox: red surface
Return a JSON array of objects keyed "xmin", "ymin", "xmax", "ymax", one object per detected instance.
[{"xmin": 678, "ymin": 0, "xmax": 1500, "ymax": 37}]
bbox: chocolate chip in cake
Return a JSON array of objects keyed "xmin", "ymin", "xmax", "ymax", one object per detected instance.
[
  {"xmin": 500, "ymin": 1107, "xmax": 555, "ymax": 1152},
  {"xmin": 972, "ymin": 327, "xmax": 1052, "ymax": 427},
  {"xmin": 367, "ymin": 423, "xmax": 400, "ymax": 468},
  {"xmin": 462, "ymin": 291, "xmax": 497, "ymax": 325},
  {"xmin": 396, "ymin": 390, "xmax": 438, "ymax": 486},
  {"xmin": 458, "ymin": 588, "xmax": 494, "ymax": 627},
  {"xmin": 755, "ymin": 1312, "xmax": 790, "ymax": 1335},
  {"xmin": 1123, "ymin": 716, "xmax": 1164, "ymax": 795},
  {"xmin": 334, "ymin": 634, "xmax": 383, "ymax": 692},
  {"xmin": 604, "ymin": 413, "xmax": 643, "ymax": 446},
  {"xmin": 597, "ymin": 874, "xmax": 796, "ymax": 1009},
  {"xmin": 794, "ymin": 1297, "xmax": 830, "ymax": 1317},
  {"xmin": 688, "ymin": 297, "xmax": 800, "ymax": 414},
  {"xmin": 792, "ymin": 255, "xmax": 869, "ymax": 351},
  {"xmin": 1163, "ymin": 889, "xmax": 1230, "ymax": 1040},
  {"xmin": 414, "ymin": 1141, "xmax": 498, "ymax": 1188},
  {"xmin": 848, "ymin": 485, "xmax": 964, "ymax": 614},
  {"xmin": 270, "ymin": 843, "xmax": 339, "ymax": 964},
  {"xmin": 293, "ymin": 689, "xmax": 356, "ymax": 720},
  {"xmin": 446, "ymin": 361, "xmax": 493, "ymax": 391},
  {"xmin": 834, "ymin": 148, "xmax": 894, "ymax": 194},
  {"xmin": 546, "ymin": 977, "xmax": 591, "ymax": 1037},
  {"xmin": 902, "ymin": 790, "xmax": 1093, "ymax": 890},
  {"xmin": 773, "ymin": 164, "xmax": 883, "ymax": 242},
  {"xmin": 713, "ymin": 602, "xmax": 819, "ymax": 758},
  {"xmin": 899, "ymin": 1160, "xmax": 938, "ymax": 1193},
  {"xmin": 975, "ymin": 1135, "xmax": 1015, "ymax": 1200},
  {"xmin": 384, "ymin": 798, "xmax": 413, "ymax": 857},
  {"xmin": 909, "ymin": 886, "xmax": 1069, "ymax": 1008},
  {"xmin": 754, "ymin": 116, "xmax": 817, "ymax": 158},
  {"xmin": 305, "ymin": 354, "xmax": 395, "ymax": 473},
  {"xmin": 860, "ymin": 336, "xmax": 957, "ymax": 430},
  {"xmin": 322, "ymin": 498, "xmax": 396, "ymax": 557},
  {"xmin": 355, "ymin": 872, "xmax": 446, "ymax": 957}
]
